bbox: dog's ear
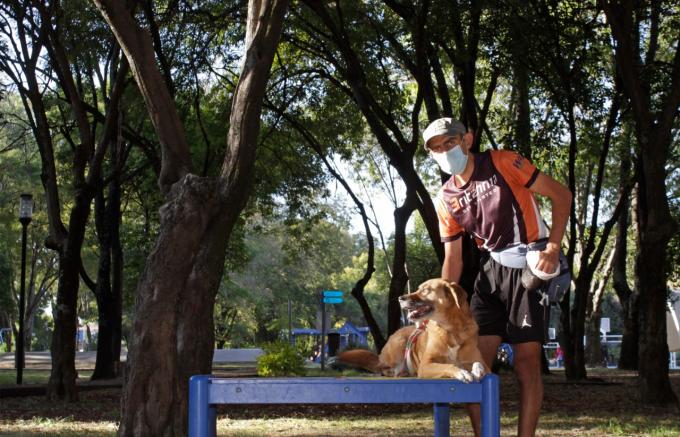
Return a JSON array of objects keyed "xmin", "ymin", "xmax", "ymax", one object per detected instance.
[
  {"xmin": 448, "ymin": 282, "xmax": 467, "ymax": 308},
  {"xmin": 445, "ymin": 281, "xmax": 462, "ymax": 308}
]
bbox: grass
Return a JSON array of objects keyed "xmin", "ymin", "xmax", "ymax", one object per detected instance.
[{"xmin": 1, "ymin": 369, "xmax": 679, "ymax": 436}]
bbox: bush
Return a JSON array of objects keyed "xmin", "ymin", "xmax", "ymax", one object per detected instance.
[{"xmin": 256, "ymin": 341, "xmax": 306, "ymax": 377}]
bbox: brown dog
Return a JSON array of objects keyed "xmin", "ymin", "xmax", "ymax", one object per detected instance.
[{"xmin": 337, "ymin": 278, "xmax": 488, "ymax": 382}]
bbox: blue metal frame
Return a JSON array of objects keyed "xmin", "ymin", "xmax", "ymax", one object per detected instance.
[{"xmin": 188, "ymin": 375, "xmax": 500, "ymax": 437}]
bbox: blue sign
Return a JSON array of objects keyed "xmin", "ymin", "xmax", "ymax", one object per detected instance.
[
  {"xmin": 323, "ymin": 290, "xmax": 343, "ymax": 297},
  {"xmin": 323, "ymin": 297, "xmax": 343, "ymax": 304}
]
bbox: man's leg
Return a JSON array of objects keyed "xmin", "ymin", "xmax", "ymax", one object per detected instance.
[
  {"xmin": 466, "ymin": 335, "xmax": 502, "ymax": 437},
  {"xmin": 512, "ymin": 341, "xmax": 543, "ymax": 437}
]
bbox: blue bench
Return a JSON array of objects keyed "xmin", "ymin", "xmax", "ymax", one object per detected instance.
[{"xmin": 188, "ymin": 374, "xmax": 500, "ymax": 437}]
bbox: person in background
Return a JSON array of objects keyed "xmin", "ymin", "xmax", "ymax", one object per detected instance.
[
  {"xmin": 423, "ymin": 118, "xmax": 572, "ymax": 437},
  {"xmin": 555, "ymin": 345, "xmax": 564, "ymax": 368}
]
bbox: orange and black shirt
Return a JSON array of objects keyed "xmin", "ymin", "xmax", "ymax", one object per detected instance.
[{"xmin": 435, "ymin": 150, "xmax": 548, "ymax": 251}]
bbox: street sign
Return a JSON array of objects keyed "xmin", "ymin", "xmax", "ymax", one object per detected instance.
[
  {"xmin": 323, "ymin": 297, "xmax": 343, "ymax": 304},
  {"xmin": 323, "ymin": 290, "xmax": 343, "ymax": 297},
  {"xmin": 600, "ymin": 317, "xmax": 610, "ymax": 334}
]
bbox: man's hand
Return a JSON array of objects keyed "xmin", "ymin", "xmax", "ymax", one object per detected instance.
[{"xmin": 535, "ymin": 242, "xmax": 560, "ymax": 275}]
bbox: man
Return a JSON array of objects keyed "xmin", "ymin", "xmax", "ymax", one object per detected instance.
[{"xmin": 423, "ymin": 118, "xmax": 572, "ymax": 437}]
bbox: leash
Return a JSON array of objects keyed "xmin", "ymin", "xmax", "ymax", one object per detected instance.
[{"xmin": 404, "ymin": 320, "xmax": 429, "ymax": 375}]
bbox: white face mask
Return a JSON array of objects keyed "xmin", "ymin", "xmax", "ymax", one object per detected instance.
[{"xmin": 431, "ymin": 145, "xmax": 469, "ymax": 175}]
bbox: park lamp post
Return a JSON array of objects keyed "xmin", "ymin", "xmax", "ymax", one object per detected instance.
[{"xmin": 16, "ymin": 193, "xmax": 32, "ymax": 385}]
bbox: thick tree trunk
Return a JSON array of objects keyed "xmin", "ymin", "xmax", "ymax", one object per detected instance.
[
  {"xmin": 634, "ymin": 159, "xmax": 677, "ymax": 404},
  {"xmin": 119, "ymin": 177, "xmax": 230, "ymax": 436},
  {"xmin": 91, "ymin": 1, "xmax": 289, "ymax": 434},
  {"xmin": 635, "ymin": 233, "xmax": 676, "ymax": 404}
]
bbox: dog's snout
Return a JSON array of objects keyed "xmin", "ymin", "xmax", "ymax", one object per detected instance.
[{"xmin": 398, "ymin": 295, "xmax": 407, "ymax": 302}]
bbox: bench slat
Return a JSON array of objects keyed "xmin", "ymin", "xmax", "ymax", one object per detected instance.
[{"xmin": 209, "ymin": 377, "xmax": 482, "ymax": 404}]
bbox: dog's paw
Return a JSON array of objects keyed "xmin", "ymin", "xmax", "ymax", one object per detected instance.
[
  {"xmin": 471, "ymin": 361, "xmax": 486, "ymax": 380},
  {"xmin": 455, "ymin": 369, "xmax": 475, "ymax": 383}
]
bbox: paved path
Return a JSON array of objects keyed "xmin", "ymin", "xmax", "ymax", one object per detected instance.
[
  {"xmin": 0, "ymin": 348, "xmax": 262, "ymax": 369},
  {"xmin": 0, "ymin": 351, "xmax": 125, "ymax": 369}
]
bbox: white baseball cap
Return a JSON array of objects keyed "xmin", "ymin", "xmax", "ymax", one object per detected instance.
[{"xmin": 423, "ymin": 118, "xmax": 466, "ymax": 149}]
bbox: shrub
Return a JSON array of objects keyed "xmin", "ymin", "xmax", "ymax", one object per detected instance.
[{"xmin": 256, "ymin": 341, "xmax": 306, "ymax": 377}]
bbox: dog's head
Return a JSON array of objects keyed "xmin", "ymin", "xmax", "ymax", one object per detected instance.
[{"xmin": 398, "ymin": 278, "xmax": 469, "ymax": 323}]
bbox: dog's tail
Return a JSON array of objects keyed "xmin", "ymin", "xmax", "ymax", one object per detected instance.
[{"xmin": 335, "ymin": 349, "xmax": 381, "ymax": 373}]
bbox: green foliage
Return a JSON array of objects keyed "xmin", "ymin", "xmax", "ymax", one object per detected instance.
[
  {"xmin": 256, "ymin": 341, "xmax": 306, "ymax": 377},
  {"xmin": 30, "ymin": 311, "xmax": 53, "ymax": 351}
]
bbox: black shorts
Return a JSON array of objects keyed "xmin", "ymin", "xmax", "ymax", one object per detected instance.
[{"xmin": 470, "ymin": 256, "xmax": 545, "ymax": 344}]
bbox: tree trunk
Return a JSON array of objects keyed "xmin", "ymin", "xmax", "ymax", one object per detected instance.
[
  {"xmin": 564, "ymin": 105, "xmax": 587, "ymax": 381},
  {"xmin": 91, "ymin": 0, "xmax": 289, "ymax": 434},
  {"xmin": 48, "ymin": 262, "xmax": 80, "ymax": 401},
  {"xmin": 585, "ymin": 248, "xmax": 615, "ymax": 367},
  {"xmin": 111, "ymin": 172, "xmax": 124, "ymax": 373},
  {"xmin": 634, "ymin": 165, "xmax": 676, "ymax": 404},
  {"xmin": 512, "ymin": 54, "xmax": 531, "ymax": 158},
  {"xmin": 387, "ymin": 192, "xmax": 417, "ymax": 336},
  {"xmin": 567, "ymin": 271, "xmax": 590, "ymax": 379},
  {"xmin": 459, "ymin": 236, "xmax": 481, "ymax": 299},
  {"xmin": 91, "ymin": 149, "xmax": 124, "ymax": 380},
  {"xmin": 47, "ymin": 187, "xmax": 95, "ymax": 401},
  {"xmin": 635, "ymin": 224, "xmax": 676, "ymax": 404},
  {"xmin": 119, "ymin": 178, "xmax": 229, "ymax": 435},
  {"xmin": 24, "ymin": 309, "xmax": 36, "ymax": 352},
  {"xmin": 613, "ymin": 138, "xmax": 637, "ymax": 370}
]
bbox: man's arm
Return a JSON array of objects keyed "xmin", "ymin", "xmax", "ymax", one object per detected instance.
[
  {"xmin": 528, "ymin": 172, "xmax": 573, "ymax": 274},
  {"xmin": 442, "ymin": 238, "xmax": 464, "ymax": 283}
]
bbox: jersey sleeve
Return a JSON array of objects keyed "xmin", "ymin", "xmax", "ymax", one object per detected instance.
[
  {"xmin": 491, "ymin": 150, "xmax": 540, "ymax": 188},
  {"xmin": 435, "ymin": 193, "xmax": 464, "ymax": 242}
]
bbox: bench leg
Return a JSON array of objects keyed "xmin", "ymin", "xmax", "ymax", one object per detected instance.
[
  {"xmin": 189, "ymin": 375, "xmax": 217, "ymax": 437},
  {"xmin": 433, "ymin": 403, "xmax": 450, "ymax": 437},
  {"xmin": 481, "ymin": 374, "xmax": 500, "ymax": 437}
]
